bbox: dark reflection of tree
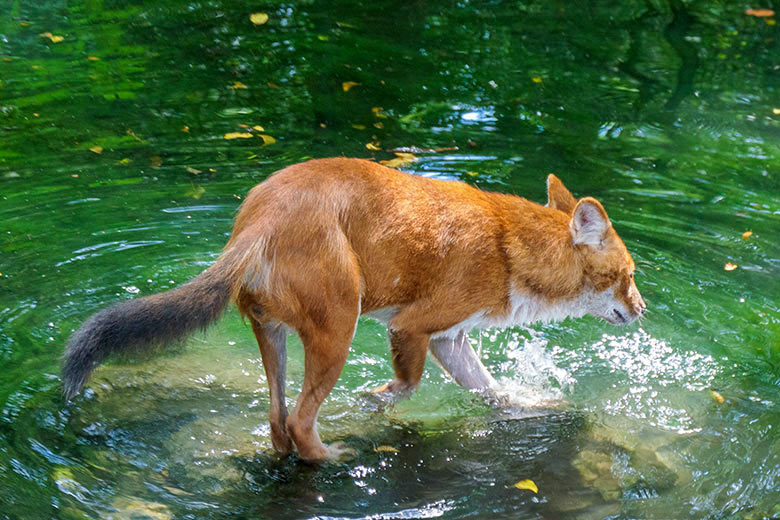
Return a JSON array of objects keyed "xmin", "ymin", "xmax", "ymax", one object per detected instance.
[{"xmin": 663, "ymin": 0, "xmax": 700, "ymax": 111}]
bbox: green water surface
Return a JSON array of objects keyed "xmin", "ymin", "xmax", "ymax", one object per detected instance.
[{"xmin": 1, "ymin": 1, "xmax": 779, "ymax": 519}]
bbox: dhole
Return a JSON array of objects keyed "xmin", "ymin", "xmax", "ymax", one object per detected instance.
[{"xmin": 63, "ymin": 158, "xmax": 646, "ymax": 462}]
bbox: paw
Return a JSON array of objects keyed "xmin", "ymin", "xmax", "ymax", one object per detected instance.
[
  {"xmin": 325, "ymin": 441, "xmax": 357, "ymax": 461},
  {"xmin": 371, "ymin": 379, "xmax": 416, "ymax": 396}
]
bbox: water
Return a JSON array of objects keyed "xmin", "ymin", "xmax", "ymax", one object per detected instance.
[{"xmin": 1, "ymin": 1, "xmax": 778, "ymax": 518}]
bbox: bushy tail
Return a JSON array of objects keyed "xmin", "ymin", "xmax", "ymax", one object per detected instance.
[{"xmin": 62, "ymin": 249, "xmax": 246, "ymax": 400}]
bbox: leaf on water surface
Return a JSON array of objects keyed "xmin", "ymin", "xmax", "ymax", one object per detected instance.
[
  {"xmin": 724, "ymin": 262, "xmax": 738, "ymax": 271},
  {"xmin": 372, "ymin": 106, "xmax": 388, "ymax": 119},
  {"xmin": 773, "ymin": 108, "xmax": 780, "ymax": 115},
  {"xmin": 89, "ymin": 146, "xmax": 103, "ymax": 154},
  {"xmin": 39, "ymin": 32, "xmax": 64, "ymax": 43},
  {"xmin": 374, "ymin": 445, "xmax": 399, "ymax": 453},
  {"xmin": 745, "ymin": 8, "xmax": 775, "ymax": 17},
  {"xmin": 258, "ymin": 134, "xmax": 276, "ymax": 145},
  {"xmin": 252, "ymin": 125, "xmax": 264, "ymax": 132},
  {"xmin": 352, "ymin": 124, "xmax": 367, "ymax": 130},
  {"xmin": 186, "ymin": 167, "xmax": 202, "ymax": 175},
  {"xmin": 342, "ymin": 81, "xmax": 359, "ymax": 92},
  {"xmin": 513, "ymin": 479, "xmax": 538, "ymax": 493},
  {"xmin": 465, "ymin": 171, "xmax": 479, "ymax": 177},
  {"xmin": 230, "ymin": 81, "xmax": 248, "ymax": 89},
  {"xmin": 185, "ymin": 184, "xmax": 205, "ymax": 200},
  {"xmin": 710, "ymin": 390, "xmax": 725, "ymax": 404},
  {"xmin": 224, "ymin": 132, "xmax": 253, "ymax": 140},
  {"xmin": 150, "ymin": 155, "xmax": 163, "ymax": 167},
  {"xmin": 182, "ymin": 126, "xmax": 189, "ymax": 132},
  {"xmin": 380, "ymin": 152, "xmax": 417, "ymax": 168},
  {"xmin": 118, "ymin": 158, "xmax": 132, "ymax": 165},
  {"xmin": 87, "ymin": 56, "xmax": 100, "ymax": 61},
  {"xmin": 250, "ymin": 13, "xmax": 269, "ymax": 25},
  {"xmin": 741, "ymin": 231, "xmax": 753, "ymax": 240},
  {"xmin": 365, "ymin": 142, "xmax": 381, "ymax": 151},
  {"xmin": 531, "ymin": 76, "xmax": 542, "ymax": 83}
]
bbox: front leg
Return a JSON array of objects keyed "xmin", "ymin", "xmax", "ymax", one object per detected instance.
[{"xmin": 429, "ymin": 331, "xmax": 498, "ymax": 393}]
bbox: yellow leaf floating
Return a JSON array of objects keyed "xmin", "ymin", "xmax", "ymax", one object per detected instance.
[
  {"xmin": 89, "ymin": 146, "xmax": 103, "ymax": 154},
  {"xmin": 531, "ymin": 76, "xmax": 542, "ymax": 83},
  {"xmin": 182, "ymin": 126, "xmax": 190, "ymax": 133},
  {"xmin": 40, "ymin": 32, "xmax": 64, "ymax": 43},
  {"xmin": 365, "ymin": 142, "xmax": 381, "ymax": 151},
  {"xmin": 773, "ymin": 108, "xmax": 780, "ymax": 115},
  {"xmin": 465, "ymin": 171, "xmax": 479, "ymax": 177},
  {"xmin": 224, "ymin": 132, "xmax": 253, "ymax": 140},
  {"xmin": 374, "ymin": 445, "xmax": 399, "ymax": 453},
  {"xmin": 513, "ymin": 479, "xmax": 538, "ymax": 493},
  {"xmin": 87, "ymin": 56, "xmax": 100, "ymax": 61},
  {"xmin": 250, "ymin": 13, "xmax": 269, "ymax": 25},
  {"xmin": 745, "ymin": 8, "xmax": 775, "ymax": 17},
  {"xmin": 186, "ymin": 167, "xmax": 202, "ymax": 175},
  {"xmin": 342, "ymin": 81, "xmax": 359, "ymax": 92},
  {"xmin": 258, "ymin": 134, "xmax": 276, "ymax": 145},
  {"xmin": 351, "ymin": 124, "xmax": 367, "ymax": 130},
  {"xmin": 252, "ymin": 125, "xmax": 265, "ymax": 132},
  {"xmin": 372, "ymin": 106, "xmax": 388, "ymax": 119},
  {"xmin": 710, "ymin": 390, "xmax": 725, "ymax": 404},
  {"xmin": 380, "ymin": 152, "xmax": 417, "ymax": 168},
  {"xmin": 724, "ymin": 262, "xmax": 738, "ymax": 271},
  {"xmin": 230, "ymin": 81, "xmax": 248, "ymax": 89},
  {"xmin": 741, "ymin": 231, "xmax": 753, "ymax": 240}
]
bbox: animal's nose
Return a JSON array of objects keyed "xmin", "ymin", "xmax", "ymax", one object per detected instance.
[{"xmin": 635, "ymin": 300, "xmax": 647, "ymax": 316}]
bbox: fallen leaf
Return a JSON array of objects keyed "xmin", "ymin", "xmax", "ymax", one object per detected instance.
[
  {"xmin": 767, "ymin": 19, "xmax": 777, "ymax": 25},
  {"xmin": 150, "ymin": 156, "xmax": 163, "ymax": 167},
  {"xmin": 710, "ymin": 390, "xmax": 725, "ymax": 404},
  {"xmin": 342, "ymin": 81, "xmax": 359, "ymax": 92},
  {"xmin": 374, "ymin": 445, "xmax": 399, "ymax": 453},
  {"xmin": 380, "ymin": 152, "xmax": 417, "ymax": 168},
  {"xmin": 351, "ymin": 124, "xmax": 367, "ymax": 130},
  {"xmin": 741, "ymin": 231, "xmax": 753, "ymax": 240},
  {"xmin": 267, "ymin": 82, "xmax": 279, "ymax": 89},
  {"xmin": 745, "ymin": 8, "xmax": 775, "ymax": 17},
  {"xmin": 185, "ymin": 184, "xmax": 206, "ymax": 200},
  {"xmin": 182, "ymin": 126, "xmax": 190, "ymax": 133},
  {"xmin": 39, "ymin": 32, "xmax": 64, "ymax": 43},
  {"xmin": 186, "ymin": 167, "xmax": 202, "ymax": 175},
  {"xmin": 724, "ymin": 262, "xmax": 738, "ymax": 271},
  {"xmin": 89, "ymin": 146, "xmax": 103, "ymax": 154},
  {"xmin": 317, "ymin": 35, "xmax": 329, "ymax": 41},
  {"xmin": 250, "ymin": 13, "xmax": 269, "ymax": 25},
  {"xmin": 365, "ymin": 142, "xmax": 381, "ymax": 151},
  {"xmin": 230, "ymin": 81, "xmax": 248, "ymax": 89},
  {"xmin": 513, "ymin": 479, "xmax": 538, "ymax": 493},
  {"xmin": 87, "ymin": 56, "xmax": 100, "ymax": 61},
  {"xmin": 252, "ymin": 125, "xmax": 264, "ymax": 132},
  {"xmin": 531, "ymin": 76, "xmax": 542, "ymax": 83},
  {"xmin": 118, "ymin": 158, "xmax": 132, "ymax": 165},
  {"xmin": 33, "ymin": 113, "xmax": 39, "ymax": 117},
  {"xmin": 372, "ymin": 106, "xmax": 388, "ymax": 119},
  {"xmin": 373, "ymin": 122, "xmax": 384, "ymax": 129},
  {"xmin": 465, "ymin": 171, "xmax": 479, "ymax": 177},
  {"xmin": 774, "ymin": 108, "xmax": 780, "ymax": 115},
  {"xmin": 224, "ymin": 132, "xmax": 253, "ymax": 140},
  {"xmin": 258, "ymin": 134, "xmax": 276, "ymax": 145}
]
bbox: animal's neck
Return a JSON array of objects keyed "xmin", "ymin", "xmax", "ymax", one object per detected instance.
[{"xmin": 497, "ymin": 197, "xmax": 585, "ymax": 303}]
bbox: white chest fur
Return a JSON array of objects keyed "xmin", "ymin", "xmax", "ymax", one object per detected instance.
[{"xmin": 431, "ymin": 289, "xmax": 597, "ymax": 339}]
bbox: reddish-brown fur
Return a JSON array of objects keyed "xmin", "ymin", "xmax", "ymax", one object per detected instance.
[{"xmin": 64, "ymin": 158, "xmax": 645, "ymax": 463}]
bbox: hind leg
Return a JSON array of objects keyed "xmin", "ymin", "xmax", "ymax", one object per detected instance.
[
  {"xmin": 286, "ymin": 319, "xmax": 358, "ymax": 462},
  {"xmin": 250, "ymin": 319, "xmax": 292, "ymax": 454}
]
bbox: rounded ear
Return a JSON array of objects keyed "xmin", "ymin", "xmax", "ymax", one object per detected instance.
[
  {"xmin": 546, "ymin": 174, "xmax": 577, "ymax": 214},
  {"xmin": 570, "ymin": 197, "xmax": 611, "ymax": 247}
]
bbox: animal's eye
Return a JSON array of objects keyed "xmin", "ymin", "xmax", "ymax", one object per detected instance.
[{"xmin": 629, "ymin": 272, "xmax": 634, "ymax": 280}]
